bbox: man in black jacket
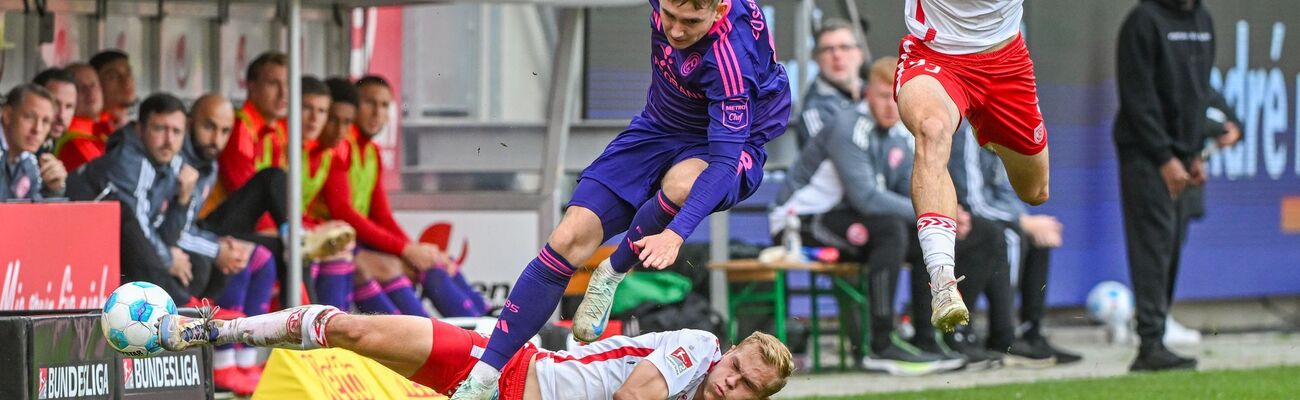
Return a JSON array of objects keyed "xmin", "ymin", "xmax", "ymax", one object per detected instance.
[
  {"xmin": 71, "ymin": 93, "xmax": 192, "ymax": 303},
  {"xmin": 1114, "ymin": 0, "xmax": 1240, "ymax": 372}
]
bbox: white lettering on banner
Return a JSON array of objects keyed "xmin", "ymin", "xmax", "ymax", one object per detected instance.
[
  {"xmin": 38, "ymin": 363, "xmax": 111, "ymax": 399},
  {"xmin": 1, "ymin": 262, "xmax": 112, "ymax": 310},
  {"xmin": 1210, "ymin": 21, "xmax": 1298, "ymax": 180},
  {"xmin": 123, "ymin": 354, "xmax": 204, "ymax": 391}
]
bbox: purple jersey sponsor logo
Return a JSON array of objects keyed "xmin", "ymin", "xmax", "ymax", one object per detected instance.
[
  {"xmin": 746, "ymin": 0, "xmax": 766, "ymax": 39},
  {"xmin": 654, "ymin": 45, "xmax": 705, "ymax": 99},
  {"xmin": 681, "ymin": 53, "xmax": 702, "ymax": 75}
]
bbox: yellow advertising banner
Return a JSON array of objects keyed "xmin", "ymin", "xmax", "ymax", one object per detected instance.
[{"xmin": 252, "ymin": 348, "xmax": 446, "ymax": 400}]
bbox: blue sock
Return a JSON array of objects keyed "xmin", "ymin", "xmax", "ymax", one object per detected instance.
[
  {"xmin": 382, "ymin": 276, "xmax": 429, "ymax": 317},
  {"xmin": 454, "ymin": 270, "xmax": 490, "ymax": 316},
  {"xmin": 609, "ymin": 190, "xmax": 679, "ymax": 273},
  {"xmin": 216, "ymin": 266, "xmax": 251, "ymax": 315},
  {"xmin": 422, "ymin": 268, "xmax": 489, "ymax": 317},
  {"xmin": 354, "ymin": 279, "xmax": 400, "ymax": 314},
  {"xmin": 480, "ymin": 244, "xmax": 574, "ymax": 370},
  {"xmin": 213, "ymin": 246, "xmax": 274, "ymax": 355},
  {"xmin": 243, "ymin": 246, "xmax": 277, "ymax": 316},
  {"xmin": 314, "ymin": 259, "xmax": 354, "ymax": 309}
]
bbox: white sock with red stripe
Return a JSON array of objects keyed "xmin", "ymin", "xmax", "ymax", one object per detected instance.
[
  {"xmin": 297, "ymin": 305, "xmax": 339, "ymax": 350},
  {"xmin": 217, "ymin": 305, "xmax": 340, "ymax": 350},
  {"xmin": 917, "ymin": 213, "xmax": 958, "ymax": 284}
]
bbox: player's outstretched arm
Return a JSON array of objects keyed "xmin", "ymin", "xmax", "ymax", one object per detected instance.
[{"xmin": 612, "ymin": 361, "xmax": 671, "ymax": 400}]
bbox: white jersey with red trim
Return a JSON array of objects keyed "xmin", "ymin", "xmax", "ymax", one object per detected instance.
[
  {"xmin": 904, "ymin": 0, "xmax": 1023, "ymax": 55},
  {"xmin": 534, "ymin": 329, "xmax": 722, "ymax": 400}
]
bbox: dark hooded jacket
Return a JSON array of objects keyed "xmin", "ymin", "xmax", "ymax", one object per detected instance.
[{"xmin": 1114, "ymin": 0, "xmax": 1237, "ymax": 163}]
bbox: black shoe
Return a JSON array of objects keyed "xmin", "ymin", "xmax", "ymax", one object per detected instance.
[
  {"xmin": 862, "ymin": 338, "xmax": 950, "ymax": 376},
  {"xmin": 997, "ymin": 339, "xmax": 1056, "ymax": 368},
  {"xmin": 1130, "ymin": 344, "xmax": 1197, "ymax": 372},
  {"xmin": 944, "ymin": 331, "xmax": 1002, "ymax": 371},
  {"xmin": 1024, "ymin": 335, "xmax": 1082, "ymax": 365}
]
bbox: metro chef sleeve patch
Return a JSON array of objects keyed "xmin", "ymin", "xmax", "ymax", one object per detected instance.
[{"xmin": 721, "ymin": 98, "xmax": 750, "ymax": 131}]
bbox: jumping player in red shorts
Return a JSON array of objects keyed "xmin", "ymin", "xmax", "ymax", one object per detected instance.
[
  {"xmin": 157, "ymin": 304, "xmax": 792, "ymax": 399},
  {"xmin": 895, "ymin": 0, "xmax": 1051, "ymax": 332}
]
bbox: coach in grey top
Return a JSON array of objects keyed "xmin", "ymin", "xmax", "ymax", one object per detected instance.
[
  {"xmin": 795, "ymin": 19, "xmax": 865, "ymax": 149},
  {"xmin": 70, "ymin": 93, "xmax": 192, "ymax": 303},
  {"xmin": 772, "ymin": 97, "xmax": 914, "ymax": 226}
]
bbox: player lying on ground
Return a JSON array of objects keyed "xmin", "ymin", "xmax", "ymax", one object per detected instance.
[
  {"xmin": 156, "ymin": 305, "xmax": 792, "ymax": 399},
  {"xmin": 457, "ymin": 0, "xmax": 791, "ymax": 396}
]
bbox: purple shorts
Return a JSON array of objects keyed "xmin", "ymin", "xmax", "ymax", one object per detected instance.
[{"xmin": 569, "ymin": 128, "xmax": 765, "ymax": 241}]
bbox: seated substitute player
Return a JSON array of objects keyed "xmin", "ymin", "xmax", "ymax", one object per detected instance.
[
  {"xmin": 32, "ymin": 68, "xmax": 78, "ymax": 152},
  {"xmin": 320, "ymin": 76, "xmax": 447, "ymax": 317},
  {"xmin": 55, "ymin": 63, "xmax": 114, "ymax": 172},
  {"xmin": 157, "ymin": 305, "xmax": 793, "ymax": 400},
  {"xmin": 897, "ymin": 0, "xmax": 1053, "ymax": 332},
  {"xmin": 457, "ymin": 0, "xmax": 791, "ymax": 397}
]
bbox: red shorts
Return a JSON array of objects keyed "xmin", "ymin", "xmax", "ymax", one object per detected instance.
[
  {"xmin": 408, "ymin": 319, "xmax": 539, "ymax": 400},
  {"xmin": 895, "ymin": 33, "xmax": 1048, "ymax": 155}
]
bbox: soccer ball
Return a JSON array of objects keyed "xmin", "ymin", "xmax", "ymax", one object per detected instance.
[
  {"xmin": 101, "ymin": 281, "xmax": 176, "ymax": 358},
  {"xmin": 1086, "ymin": 280, "xmax": 1135, "ymax": 325}
]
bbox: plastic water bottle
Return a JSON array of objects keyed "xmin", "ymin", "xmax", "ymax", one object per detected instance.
[
  {"xmin": 783, "ymin": 210, "xmax": 806, "ymax": 262},
  {"xmin": 802, "ymin": 246, "xmax": 840, "ymax": 263}
]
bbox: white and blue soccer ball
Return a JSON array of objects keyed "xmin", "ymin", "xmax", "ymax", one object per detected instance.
[
  {"xmin": 100, "ymin": 281, "xmax": 176, "ymax": 358},
  {"xmin": 1086, "ymin": 280, "xmax": 1135, "ymax": 325}
]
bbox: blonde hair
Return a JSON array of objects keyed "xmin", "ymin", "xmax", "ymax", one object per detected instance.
[
  {"xmin": 868, "ymin": 56, "xmax": 900, "ymax": 86},
  {"xmin": 739, "ymin": 331, "xmax": 794, "ymax": 395}
]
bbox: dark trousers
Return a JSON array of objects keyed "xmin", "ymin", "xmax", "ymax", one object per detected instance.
[
  {"xmin": 800, "ymin": 210, "xmax": 909, "ymax": 356},
  {"xmin": 909, "ymin": 216, "xmax": 1016, "ymax": 350},
  {"xmin": 185, "ymin": 251, "xmax": 226, "ymax": 299},
  {"xmin": 202, "ymin": 168, "xmax": 288, "ymax": 236},
  {"xmin": 1118, "ymin": 149, "xmax": 1193, "ymax": 349},
  {"xmin": 200, "ymin": 168, "xmax": 312, "ymax": 304},
  {"xmin": 118, "ymin": 202, "xmax": 191, "ymax": 304},
  {"xmin": 1016, "ymin": 228, "xmax": 1053, "ymax": 338}
]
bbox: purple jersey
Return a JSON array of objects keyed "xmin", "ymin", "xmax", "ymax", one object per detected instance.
[{"xmin": 633, "ymin": 0, "xmax": 791, "ymax": 148}]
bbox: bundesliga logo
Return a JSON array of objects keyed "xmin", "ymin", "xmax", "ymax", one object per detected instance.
[
  {"xmin": 37, "ymin": 363, "xmax": 110, "ymax": 399},
  {"xmin": 122, "ymin": 354, "xmax": 204, "ymax": 391}
]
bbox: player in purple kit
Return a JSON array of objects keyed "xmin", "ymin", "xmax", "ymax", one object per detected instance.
[{"xmin": 451, "ymin": 0, "xmax": 789, "ymax": 398}]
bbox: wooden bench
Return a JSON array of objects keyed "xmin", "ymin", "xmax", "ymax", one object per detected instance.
[{"xmin": 708, "ymin": 258, "xmax": 869, "ymax": 372}]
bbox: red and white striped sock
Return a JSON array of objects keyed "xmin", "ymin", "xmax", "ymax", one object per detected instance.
[{"xmin": 917, "ymin": 212, "xmax": 957, "ymax": 283}]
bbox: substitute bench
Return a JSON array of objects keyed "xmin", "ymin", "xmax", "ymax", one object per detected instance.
[{"xmin": 708, "ymin": 258, "xmax": 870, "ymax": 372}]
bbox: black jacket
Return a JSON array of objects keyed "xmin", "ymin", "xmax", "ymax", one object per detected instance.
[
  {"xmin": 1114, "ymin": 0, "xmax": 1235, "ymax": 163},
  {"xmin": 69, "ymin": 123, "xmax": 185, "ymax": 267}
]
